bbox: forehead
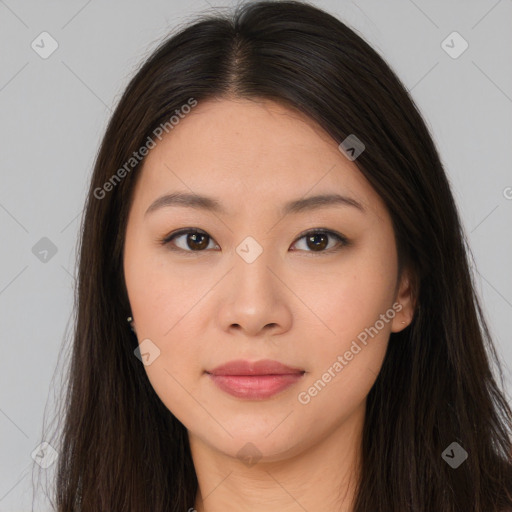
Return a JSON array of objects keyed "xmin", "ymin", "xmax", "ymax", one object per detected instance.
[{"xmin": 132, "ymin": 98, "xmax": 384, "ymax": 217}]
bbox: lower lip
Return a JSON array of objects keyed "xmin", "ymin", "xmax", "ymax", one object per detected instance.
[{"xmin": 207, "ymin": 373, "xmax": 304, "ymax": 399}]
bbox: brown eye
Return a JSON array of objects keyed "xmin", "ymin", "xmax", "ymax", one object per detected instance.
[
  {"xmin": 305, "ymin": 232, "xmax": 328, "ymax": 251},
  {"xmin": 185, "ymin": 232, "xmax": 209, "ymax": 250},
  {"xmin": 163, "ymin": 229, "xmax": 218, "ymax": 252},
  {"xmin": 291, "ymin": 229, "xmax": 347, "ymax": 253}
]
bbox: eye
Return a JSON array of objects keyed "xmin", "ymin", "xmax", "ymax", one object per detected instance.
[
  {"xmin": 290, "ymin": 229, "xmax": 349, "ymax": 254},
  {"xmin": 160, "ymin": 228, "xmax": 349, "ymax": 254},
  {"xmin": 161, "ymin": 228, "xmax": 219, "ymax": 253}
]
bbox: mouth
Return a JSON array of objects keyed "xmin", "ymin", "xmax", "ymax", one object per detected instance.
[{"xmin": 205, "ymin": 359, "xmax": 305, "ymax": 400}]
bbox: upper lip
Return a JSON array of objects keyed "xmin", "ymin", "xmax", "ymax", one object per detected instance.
[{"xmin": 207, "ymin": 359, "xmax": 305, "ymax": 376}]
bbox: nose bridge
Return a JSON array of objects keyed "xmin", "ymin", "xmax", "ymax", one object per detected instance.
[
  {"xmin": 233, "ymin": 234, "xmax": 277, "ymax": 293},
  {"xmin": 220, "ymin": 232, "xmax": 291, "ymax": 323}
]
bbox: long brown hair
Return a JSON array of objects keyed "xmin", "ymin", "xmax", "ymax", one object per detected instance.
[{"xmin": 38, "ymin": 1, "xmax": 512, "ymax": 510}]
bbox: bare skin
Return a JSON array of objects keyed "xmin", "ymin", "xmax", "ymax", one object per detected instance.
[{"xmin": 123, "ymin": 97, "xmax": 415, "ymax": 511}]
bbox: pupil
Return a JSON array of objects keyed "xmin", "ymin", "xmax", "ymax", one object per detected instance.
[
  {"xmin": 308, "ymin": 233, "xmax": 327, "ymax": 251},
  {"xmin": 189, "ymin": 233, "xmax": 208, "ymax": 250}
]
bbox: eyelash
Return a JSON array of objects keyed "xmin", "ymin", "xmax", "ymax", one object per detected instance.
[{"xmin": 159, "ymin": 228, "xmax": 350, "ymax": 256}]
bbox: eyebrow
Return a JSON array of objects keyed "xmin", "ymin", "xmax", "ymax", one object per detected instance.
[{"xmin": 144, "ymin": 191, "xmax": 366, "ymax": 217}]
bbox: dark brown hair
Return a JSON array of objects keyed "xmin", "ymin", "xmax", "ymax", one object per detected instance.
[{"xmin": 38, "ymin": 1, "xmax": 512, "ymax": 510}]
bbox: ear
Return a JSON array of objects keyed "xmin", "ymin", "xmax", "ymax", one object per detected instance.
[{"xmin": 390, "ymin": 267, "xmax": 416, "ymax": 333}]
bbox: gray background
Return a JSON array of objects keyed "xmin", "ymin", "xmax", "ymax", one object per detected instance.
[{"xmin": 0, "ymin": 0, "xmax": 511, "ymax": 510}]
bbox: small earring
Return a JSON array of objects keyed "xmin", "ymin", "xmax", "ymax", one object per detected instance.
[
  {"xmin": 397, "ymin": 303, "xmax": 405, "ymax": 324},
  {"xmin": 127, "ymin": 316, "xmax": 135, "ymax": 333}
]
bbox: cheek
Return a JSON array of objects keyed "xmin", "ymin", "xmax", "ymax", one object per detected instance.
[
  {"xmin": 124, "ymin": 241, "xmax": 204, "ymax": 334},
  {"xmin": 296, "ymin": 278, "xmax": 394, "ymax": 417},
  {"xmin": 297, "ymin": 242, "xmax": 397, "ymax": 393},
  {"xmin": 124, "ymin": 242, "xmax": 207, "ymax": 407},
  {"xmin": 129, "ymin": 269, "xmax": 206, "ymax": 427},
  {"xmin": 300, "ymin": 247, "xmax": 397, "ymax": 344}
]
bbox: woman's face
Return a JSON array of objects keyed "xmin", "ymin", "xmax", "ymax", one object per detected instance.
[{"xmin": 123, "ymin": 97, "xmax": 413, "ymax": 463}]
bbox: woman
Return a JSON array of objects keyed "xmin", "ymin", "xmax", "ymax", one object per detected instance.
[{"xmin": 43, "ymin": 1, "xmax": 512, "ymax": 510}]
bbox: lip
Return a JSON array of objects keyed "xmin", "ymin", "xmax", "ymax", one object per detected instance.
[
  {"xmin": 208, "ymin": 359, "xmax": 304, "ymax": 376},
  {"xmin": 206, "ymin": 359, "xmax": 305, "ymax": 400}
]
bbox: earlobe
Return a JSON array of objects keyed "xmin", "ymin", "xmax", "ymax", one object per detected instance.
[{"xmin": 391, "ymin": 269, "xmax": 417, "ymax": 333}]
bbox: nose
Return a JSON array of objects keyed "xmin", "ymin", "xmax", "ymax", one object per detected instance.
[{"xmin": 216, "ymin": 246, "xmax": 293, "ymax": 338}]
